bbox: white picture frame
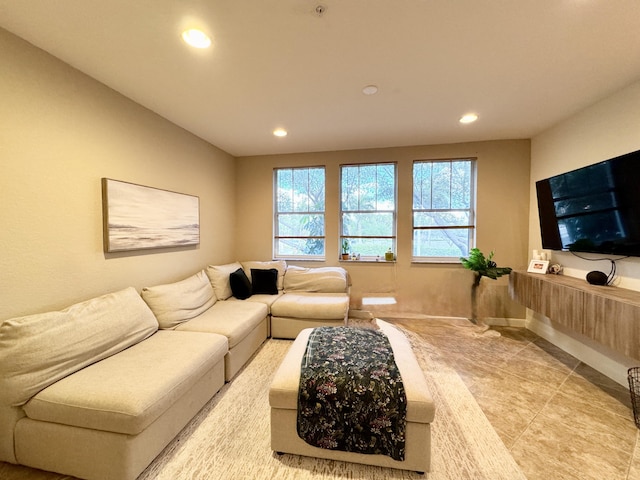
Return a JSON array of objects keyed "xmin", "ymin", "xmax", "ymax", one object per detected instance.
[{"xmin": 527, "ymin": 259, "xmax": 549, "ymax": 274}]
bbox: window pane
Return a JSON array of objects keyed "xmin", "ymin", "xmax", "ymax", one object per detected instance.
[
  {"xmin": 342, "ymin": 163, "xmax": 396, "ymax": 211},
  {"xmin": 343, "ymin": 212, "xmax": 394, "ymax": 236},
  {"xmin": 341, "ymin": 166, "xmax": 360, "ymax": 210},
  {"xmin": 413, "ymin": 228, "xmax": 471, "ymax": 258},
  {"xmin": 414, "ymin": 211, "xmax": 471, "ymax": 227},
  {"xmin": 292, "ymin": 169, "xmax": 309, "ymax": 211},
  {"xmin": 451, "ymin": 161, "xmax": 471, "ymax": 209},
  {"xmin": 413, "ymin": 162, "xmax": 432, "ymax": 209},
  {"xmin": 276, "ymin": 238, "xmax": 325, "ymax": 256},
  {"xmin": 276, "ymin": 169, "xmax": 293, "ymax": 211},
  {"xmin": 432, "ymin": 162, "xmax": 452, "ymax": 209},
  {"xmin": 308, "ymin": 168, "xmax": 326, "ymax": 210},
  {"xmin": 277, "ymin": 214, "xmax": 324, "ymax": 236},
  {"xmin": 377, "ymin": 164, "xmax": 396, "ymax": 209},
  {"xmin": 348, "ymin": 238, "xmax": 393, "ymax": 257}
]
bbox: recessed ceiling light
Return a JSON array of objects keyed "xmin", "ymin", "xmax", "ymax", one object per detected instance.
[
  {"xmin": 182, "ymin": 29, "xmax": 211, "ymax": 49},
  {"xmin": 362, "ymin": 84, "xmax": 379, "ymax": 95},
  {"xmin": 273, "ymin": 128, "xmax": 288, "ymax": 137},
  {"xmin": 460, "ymin": 113, "xmax": 478, "ymax": 124}
]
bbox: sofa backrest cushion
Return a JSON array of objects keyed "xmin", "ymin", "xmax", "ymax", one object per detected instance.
[
  {"xmin": 142, "ymin": 270, "xmax": 216, "ymax": 329},
  {"xmin": 241, "ymin": 260, "xmax": 287, "ymax": 290},
  {"xmin": 283, "ymin": 266, "xmax": 349, "ymax": 293},
  {"xmin": 0, "ymin": 287, "xmax": 158, "ymax": 407},
  {"xmin": 206, "ymin": 262, "xmax": 243, "ymax": 300}
]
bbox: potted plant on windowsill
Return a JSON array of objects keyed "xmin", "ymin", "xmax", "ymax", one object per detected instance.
[
  {"xmin": 460, "ymin": 248, "xmax": 512, "ymax": 330},
  {"xmin": 341, "ymin": 239, "xmax": 350, "ymax": 260}
]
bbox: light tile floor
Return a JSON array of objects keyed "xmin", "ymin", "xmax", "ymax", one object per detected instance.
[{"xmin": 388, "ymin": 317, "xmax": 640, "ymax": 480}]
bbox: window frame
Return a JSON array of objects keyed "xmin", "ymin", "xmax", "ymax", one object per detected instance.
[
  {"xmin": 412, "ymin": 158, "xmax": 477, "ymax": 263},
  {"xmin": 339, "ymin": 162, "xmax": 397, "ymax": 261},
  {"xmin": 273, "ymin": 166, "xmax": 326, "ymax": 260}
]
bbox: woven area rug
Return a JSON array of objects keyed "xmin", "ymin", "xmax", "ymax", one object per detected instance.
[{"xmin": 0, "ymin": 321, "xmax": 526, "ymax": 480}]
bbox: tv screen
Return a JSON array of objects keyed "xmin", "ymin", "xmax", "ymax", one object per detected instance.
[{"xmin": 536, "ymin": 148, "xmax": 640, "ymax": 256}]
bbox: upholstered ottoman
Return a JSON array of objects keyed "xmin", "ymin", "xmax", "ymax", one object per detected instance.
[{"xmin": 269, "ymin": 320, "xmax": 435, "ymax": 474}]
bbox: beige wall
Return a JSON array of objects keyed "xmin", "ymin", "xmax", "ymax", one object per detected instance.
[
  {"xmin": 236, "ymin": 140, "xmax": 531, "ymax": 319},
  {"xmin": 529, "ymin": 80, "xmax": 640, "ymax": 385},
  {"xmin": 0, "ymin": 28, "xmax": 236, "ymax": 320}
]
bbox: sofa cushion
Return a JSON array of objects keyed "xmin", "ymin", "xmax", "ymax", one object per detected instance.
[
  {"xmin": 283, "ymin": 266, "xmax": 348, "ymax": 293},
  {"xmin": 229, "ymin": 293, "xmax": 283, "ymax": 313},
  {"xmin": 23, "ymin": 331, "xmax": 228, "ymax": 435},
  {"xmin": 206, "ymin": 262, "xmax": 242, "ymax": 300},
  {"xmin": 174, "ymin": 301, "xmax": 268, "ymax": 349},
  {"xmin": 251, "ymin": 268, "xmax": 279, "ymax": 295},
  {"xmin": 241, "ymin": 260, "xmax": 286, "ymax": 290},
  {"xmin": 230, "ymin": 268, "xmax": 252, "ymax": 300},
  {"xmin": 142, "ymin": 270, "xmax": 216, "ymax": 329},
  {"xmin": 0, "ymin": 287, "xmax": 158, "ymax": 407},
  {"xmin": 271, "ymin": 292, "xmax": 349, "ymax": 320}
]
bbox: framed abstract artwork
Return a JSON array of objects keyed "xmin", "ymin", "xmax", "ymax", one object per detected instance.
[{"xmin": 102, "ymin": 178, "xmax": 200, "ymax": 252}]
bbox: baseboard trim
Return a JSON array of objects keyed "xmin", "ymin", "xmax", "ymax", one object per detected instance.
[{"xmin": 484, "ymin": 317, "xmax": 527, "ymax": 328}]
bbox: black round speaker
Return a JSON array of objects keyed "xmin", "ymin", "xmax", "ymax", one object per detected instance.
[{"xmin": 586, "ymin": 271, "xmax": 608, "ymax": 286}]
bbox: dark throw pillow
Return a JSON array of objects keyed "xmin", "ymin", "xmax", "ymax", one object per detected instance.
[
  {"xmin": 251, "ymin": 268, "xmax": 279, "ymax": 295},
  {"xmin": 230, "ymin": 268, "xmax": 252, "ymax": 300}
]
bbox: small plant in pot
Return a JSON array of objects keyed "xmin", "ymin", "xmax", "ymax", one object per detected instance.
[
  {"xmin": 460, "ymin": 248, "xmax": 512, "ymax": 329},
  {"xmin": 341, "ymin": 239, "xmax": 350, "ymax": 260}
]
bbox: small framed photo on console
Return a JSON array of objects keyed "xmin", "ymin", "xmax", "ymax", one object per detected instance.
[{"xmin": 527, "ymin": 259, "xmax": 549, "ymax": 274}]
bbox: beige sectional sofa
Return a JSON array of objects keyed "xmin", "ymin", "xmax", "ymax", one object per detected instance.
[{"xmin": 0, "ymin": 260, "xmax": 350, "ymax": 480}]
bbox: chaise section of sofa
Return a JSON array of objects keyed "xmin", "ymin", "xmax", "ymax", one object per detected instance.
[
  {"xmin": 16, "ymin": 330, "xmax": 227, "ymax": 480},
  {"xmin": 270, "ymin": 265, "xmax": 350, "ymax": 339},
  {"xmin": 0, "ymin": 286, "xmax": 229, "ymax": 480}
]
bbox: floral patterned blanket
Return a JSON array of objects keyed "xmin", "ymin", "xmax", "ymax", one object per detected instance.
[{"xmin": 296, "ymin": 326, "xmax": 407, "ymax": 461}]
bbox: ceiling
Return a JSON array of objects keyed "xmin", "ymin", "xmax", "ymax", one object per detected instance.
[{"xmin": 2, "ymin": 1, "xmax": 640, "ymax": 157}]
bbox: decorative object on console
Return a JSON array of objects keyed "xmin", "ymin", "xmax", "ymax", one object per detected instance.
[
  {"xmin": 460, "ymin": 248, "xmax": 512, "ymax": 328},
  {"xmin": 527, "ymin": 259, "xmax": 549, "ymax": 274},
  {"xmin": 548, "ymin": 263, "xmax": 563, "ymax": 275},
  {"xmin": 102, "ymin": 178, "xmax": 199, "ymax": 253},
  {"xmin": 532, "ymin": 249, "xmax": 551, "ymax": 261}
]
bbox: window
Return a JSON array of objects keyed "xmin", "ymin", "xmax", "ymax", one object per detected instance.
[
  {"xmin": 274, "ymin": 167, "xmax": 325, "ymax": 259},
  {"xmin": 340, "ymin": 163, "xmax": 396, "ymax": 259},
  {"xmin": 412, "ymin": 159, "xmax": 476, "ymax": 261}
]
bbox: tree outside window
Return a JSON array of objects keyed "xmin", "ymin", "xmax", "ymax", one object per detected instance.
[
  {"xmin": 274, "ymin": 167, "xmax": 325, "ymax": 259},
  {"xmin": 412, "ymin": 159, "xmax": 476, "ymax": 261}
]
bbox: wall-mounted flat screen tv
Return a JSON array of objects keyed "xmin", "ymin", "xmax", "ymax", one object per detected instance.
[{"xmin": 536, "ymin": 148, "xmax": 640, "ymax": 257}]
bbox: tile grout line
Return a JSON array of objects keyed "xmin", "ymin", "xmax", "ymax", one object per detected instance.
[{"xmin": 508, "ymin": 351, "xmax": 580, "ymax": 453}]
